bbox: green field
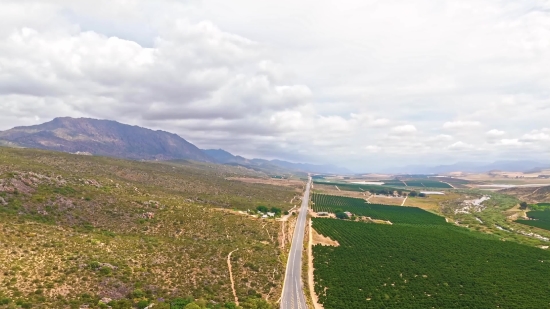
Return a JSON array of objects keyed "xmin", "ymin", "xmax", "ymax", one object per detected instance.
[
  {"xmin": 313, "ymin": 181, "xmax": 409, "ymax": 194},
  {"xmin": 380, "ymin": 180, "xmax": 407, "ymax": 187},
  {"xmin": 516, "ymin": 209, "xmax": 550, "ymax": 231},
  {"xmin": 313, "ymin": 179, "xmax": 452, "ymax": 191},
  {"xmin": 401, "ymin": 180, "xmax": 452, "ymax": 188},
  {"xmin": 311, "ymin": 194, "xmax": 446, "ymax": 225},
  {"xmin": 312, "ymin": 218, "xmax": 550, "ymax": 309}
]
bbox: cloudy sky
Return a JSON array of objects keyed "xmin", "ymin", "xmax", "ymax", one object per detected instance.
[{"xmin": 1, "ymin": 0, "xmax": 550, "ymax": 171}]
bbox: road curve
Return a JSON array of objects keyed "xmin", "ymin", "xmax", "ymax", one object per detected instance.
[{"xmin": 280, "ymin": 177, "xmax": 311, "ymax": 309}]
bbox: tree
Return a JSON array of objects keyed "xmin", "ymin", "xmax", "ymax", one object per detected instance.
[
  {"xmin": 409, "ymin": 191, "xmax": 418, "ymax": 197},
  {"xmin": 520, "ymin": 202, "xmax": 528, "ymax": 210},
  {"xmin": 256, "ymin": 205, "xmax": 269, "ymax": 213},
  {"xmin": 269, "ymin": 207, "xmax": 282, "ymax": 216},
  {"xmin": 418, "ymin": 193, "xmax": 426, "ymax": 198},
  {"xmin": 171, "ymin": 297, "xmax": 194, "ymax": 309},
  {"xmin": 336, "ymin": 212, "xmax": 349, "ymax": 220}
]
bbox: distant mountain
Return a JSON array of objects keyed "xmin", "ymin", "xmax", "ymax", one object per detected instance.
[
  {"xmin": 0, "ymin": 117, "xmax": 212, "ymax": 162},
  {"xmin": 202, "ymin": 149, "xmax": 250, "ymax": 165},
  {"xmin": 388, "ymin": 160, "xmax": 550, "ymax": 174},
  {"xmin": 0, "ymin": 117, "xmax": 351, "ymax": 174},
  {"xmin": 202, "ymin": 149, "xmax": 352, "ymax": 174}
]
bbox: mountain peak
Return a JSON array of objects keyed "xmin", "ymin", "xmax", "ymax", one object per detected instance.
[{"xmin": 0, "ymin": 117, "xmax": 212, "ymax": 162}]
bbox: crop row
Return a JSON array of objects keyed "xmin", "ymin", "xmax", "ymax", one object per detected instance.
[
  {"xmin": 311, "ymin": 193, "xmax": 446, "ymax": 225},
  {"xmin": 312, "ymin": 218, "xmax": 550, "ymax": 309},
  {"xmin": 516, "ymin": 209, "xmax": 550, "ymax": 231},
  {"xmin": 313, "ymin": 181, "xmax": 407, "ymax": 193}
]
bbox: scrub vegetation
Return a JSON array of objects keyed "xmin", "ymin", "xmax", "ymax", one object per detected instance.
[{"xmin": 0, "ymin": 147, "xmax": 299, "ymax": 309}]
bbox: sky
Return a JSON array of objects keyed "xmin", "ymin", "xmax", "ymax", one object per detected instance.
[{"xmin": 1, "ymin": 0, "xmax": 550, "ymax": 171}]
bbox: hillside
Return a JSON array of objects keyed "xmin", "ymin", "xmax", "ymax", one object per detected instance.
[
  {"xmin": 499, "ymin": 186, "xmax": 550, "ymax": 203},
  {"xmin": 0, "ymin": 147, "xmax": 302, "ymax": 308},
  {"xmin": 0, "ymin": 117, "xmax": 212, "ymax": 162}
]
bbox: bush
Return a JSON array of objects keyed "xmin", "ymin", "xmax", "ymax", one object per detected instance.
[
  {"xmin": 132, "ymin": 289, "xmax": 145, "ymax": 298},
  {"xmin": 183, "ymin": 303, "xmax": 201, "ymax": 309},
  {"xmin": 256, "ymin": 205, "xmax": 268, "ymax": 213},
  {"xmin": 136, "ymin": 300, "xmax": 149, "ymax": 309},
  {"xmin": 170, "ymin": 297, "xmax": 194, "ymax": 309},
  {"xmin": 89, "ymin": 261, "xmax": 101, "ymax": 270}
]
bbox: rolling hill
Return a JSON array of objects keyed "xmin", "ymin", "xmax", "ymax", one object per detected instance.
[{"xmin": 0, "ymin": 146, "xmax": 299, "ymax": 308}]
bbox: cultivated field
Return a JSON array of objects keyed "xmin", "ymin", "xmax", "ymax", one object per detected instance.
[
  {"xmin": 312, "ymin": 194, "xmax": 445, "ymax": 225},
  {"xmin": 516, "ymin": 209, "xmax": 550, "ymax": 231},
  {"xmin": 312, "ymin": 218, "xmax": 550, "ymax": 309}
]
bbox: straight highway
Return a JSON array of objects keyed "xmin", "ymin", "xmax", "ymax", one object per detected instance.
[{"xmin": 280, "ymin": 177, "xmax": 311, "ymax": 309}]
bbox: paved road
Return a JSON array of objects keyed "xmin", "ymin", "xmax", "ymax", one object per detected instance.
[{"xmin": 280, "ymin": 177, "xmax": 311, "ymax": 309}]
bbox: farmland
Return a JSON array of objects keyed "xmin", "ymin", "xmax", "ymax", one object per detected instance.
[
  {"xmin": 516, "ymin": 209, "xmax": 550, "ymax": 231},
  {"xmin": 400, "ymin": 180, "xmax": 453, "ymax": 188},
  {"xmin": 313, "ymin": 179, "xmax": 453, "ymax": 191},
  {"xmin": 312, "ymin": 181, "xmax": 405, "ymax": 193},
  {"xmin": 312, "ymin": 218, "xmax": 550, "ymax": 309},
  {"xmin": 311, "ymin": 194, "xmax": 446, "ymax": 225}
]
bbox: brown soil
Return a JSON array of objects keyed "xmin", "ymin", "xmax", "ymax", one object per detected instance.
[
  {"xmin": 369, "ymin": 196, "xmax": 406, "ymax": 205},
  {"xmin": 227, "ymin": 249, "xmax": 239, "ymax": 306},
  {"xmin": 313, "ymin": 184, "xmax": 369, "ymax": 199},
  {"xmin": 312, "ymin": 227, "xmax": 339, "ymax": 247},
  {"xmin": 227, "ymin": 177, "xmax": 304, "ymax": 189},
  {"xmin": 308, "ymin": 220, "xmax": 325, "ymax": 309},
  {"xmin": 504, "ymin": 204, "xmax": 527, "ymax": 220},
  {"xmin": 357, "ymin": 216, "xmax": 392, "ymax": 225}
]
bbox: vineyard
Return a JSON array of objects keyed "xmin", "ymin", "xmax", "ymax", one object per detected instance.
[
  {"xmin": 312, "ymin": 193, "xmax": 446, "ymax": 225},
  {"xmin": 313, "ymin": 181, "xmax": 405, "ymax": 193},
  {"xmin": 313, "ymin": 179, "xmax": 452, "ymax": 191},
  {"xmin": 401, "ymin": 180, "xmax": 453, "ymax": 188},
  {"xmin": 312, "ymin": 218, "xmax": 550, "ymax": 309},
  {"xmin": 516, "ymin": 209, "xmax": 550, "ymax": 231},
  {"xmin": 379, "ymin": 180, "xmax": 407, "ymax": 187}
]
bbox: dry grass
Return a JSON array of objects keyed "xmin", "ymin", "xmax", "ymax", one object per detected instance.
[
  {"xmin": 0, "ymin": 147, "xmax": 298, "ymax": 308},
  {"xmin": 312, "ymin": 184, "xmax": 369, "ymax": 199},
  {"xmin": 368, "ymin": 196, "xmax": 405, "ymax": 205},
  {"xmin": 403, "ymin": 192, "xmax": 463, "ymax": 212}
]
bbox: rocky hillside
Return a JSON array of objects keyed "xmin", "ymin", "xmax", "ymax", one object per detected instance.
[
  {"xmin": 500, "ymin": 186, "xmax": 550, "ymax": 203},
  {"xmin": 0, "ymin": 147, "xmax": 300, "ymax": 308},
  {"xmin": 0, "ymin": 117, "xmax": 212, "ymax": 162}
]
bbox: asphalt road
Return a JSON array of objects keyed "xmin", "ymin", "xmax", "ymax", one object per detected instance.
[{"xmin": 280, "ymin": 177, "xmax": 311, "ymax": 309}]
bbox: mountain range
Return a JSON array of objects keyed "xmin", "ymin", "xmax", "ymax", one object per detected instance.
[
  {"xmin": 0, "ymin": 117, "xmax": 351, "ymax": 174},
  {"xmin": 202, "ymin": 148, "xmax": 352, "ymax": 174},
  {"xmin": 387, "ymin": 160, "xmax": 550, "ymax": 174}
]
